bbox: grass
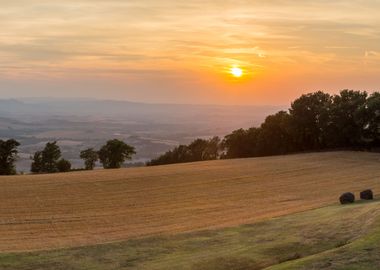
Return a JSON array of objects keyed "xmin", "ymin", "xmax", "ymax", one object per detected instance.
[
  {"xmin": 0, "ymin": 151, "xmax": 380, "ymax": 252},
  {"xmin": 269, "ymin": 205, "xmax": 380, "ymax": 270},
  {"xmin": 1, "ymin": 199, "xmax": 380, "ymax": 269}
]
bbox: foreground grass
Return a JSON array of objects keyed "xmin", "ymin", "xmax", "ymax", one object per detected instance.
[
  {"xmin": 269, "ymin": 203, "xmax": 380, "ymax": 270},
  {"xmin": 1, "ymin": 199, "xmax": 380, "ymax": 270}
]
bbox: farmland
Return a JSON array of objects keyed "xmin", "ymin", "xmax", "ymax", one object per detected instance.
[
  {"xmin": 0, "ymin": 151, "xmax": 379, "ymax": 253},
  {"xmin": 2, "ymin": 199, "xmax": 380, "ymax": 269}
]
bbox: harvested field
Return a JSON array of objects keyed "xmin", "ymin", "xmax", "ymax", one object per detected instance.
[{"xmin": 0, "ymin": 151, "xmax": 379, "ymax": 252}]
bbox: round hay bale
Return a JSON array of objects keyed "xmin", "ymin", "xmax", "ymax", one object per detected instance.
[
  {"xmin": 339, "ymin": 192, "xmax": 355, "ymax": 204},
  {"xmin": 360, "ymin": 189, "xmax": 374, "ymax": 200}
]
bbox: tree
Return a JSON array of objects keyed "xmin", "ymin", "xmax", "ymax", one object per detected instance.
[
  {"xmin": 57, "ymin": 159, "xmax": 72, "ymax": 172},
  {"xmin": 328, "ymin": 90, "xmax": 368, "ymax": 147},
  {"xmin": 30, "ymin": 141, "xmax": 64, "ymax": 173},
  {"xmin": 41, "ymin": 141, "xmax": 62, "ymax": 173},
  {"xmin": 257, "ymin": 111, "xmax": 295, "ymax": 155},
  {"xmin": 188, "ymin": 139, "xmax": 210, "ymax": 161},
  {"xmin": 80, "ymin": 148, "xmax": 98, "ymax": 170},
  {"xmin": 187, "ymin": 137, "xmax": 221, "ymax": 161},
  {"xmin": 289, "ymin": 91, "xmax": 332, "ymax": 150},
  {"xmin": 362, "ymin": 92, "xmax": 380, "ymax": 147},
  {"xmin": 170, "ymin": 145, "xmax": 192, "ymax": 163},
  {"xmin": 147, "ymin": 145, "xmax": 191, "ymax": 166},
  {"xmin": 98, "ymin": 139, "xmax": 136, "ymax": 169},
  {"xmin": 203, "ymin": 136, "xmax": 221, "ymax": 160},
  {"xmin": 147, "ymin": 137, "xmax": 221, "ymax": 166},
  {"xmin": 30, "ymin": 151, "xmax": 43, "ymax": 173},
  {"xmin": 222, "ymin": 128, "xmax": 260, "ymax": 158},
  {"xmin": 0, "ymin": 139, "xmax": 20, "ymax": 175},
  {"xmin": 148, "ymin": 90, "xmax": 380, "ymax": 166}
]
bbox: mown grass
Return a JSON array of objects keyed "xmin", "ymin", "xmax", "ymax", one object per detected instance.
[
  {"xmin": 269, "ymin": 202, "xmax": 380, "ymax": 270},
  {"xmin": 1, "ymin": 199, "xmax": 380, "ymax": 270}
]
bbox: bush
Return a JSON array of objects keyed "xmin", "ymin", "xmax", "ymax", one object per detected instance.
[{"xmin": 57, "ymin": 159, "xmax": 72, "ymax": 172}]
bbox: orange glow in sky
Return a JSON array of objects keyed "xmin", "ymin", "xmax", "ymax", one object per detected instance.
[{"xmin": 1, "ymin": 1, "xmax": 380, "ymax": 105}]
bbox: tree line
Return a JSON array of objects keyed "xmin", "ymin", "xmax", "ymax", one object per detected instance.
[
  {"xmin": 148, "ymin": 90, "xmax": 380, "ymax": 165},
  {"xmin": 0, "ymin": 139, "xmax": 135, "ymax": 175},
  {"xmin": 146, "ymin": 137, "xmax": 221, "ymax": 166}
]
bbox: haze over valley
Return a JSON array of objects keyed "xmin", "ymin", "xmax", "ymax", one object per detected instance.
[{"xmin": 0, "ymin": 98, "xmax": 282, "ymax": 171}]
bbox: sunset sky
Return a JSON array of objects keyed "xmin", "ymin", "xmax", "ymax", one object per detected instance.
[{"xmin": 1, "ymin": 0, "xmax": 380, "ymax": 105}]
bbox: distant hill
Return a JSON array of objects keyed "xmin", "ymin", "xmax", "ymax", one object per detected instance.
[{"xmin": 0, "ymin": 97, "xmax": 283, "ymax": 123}]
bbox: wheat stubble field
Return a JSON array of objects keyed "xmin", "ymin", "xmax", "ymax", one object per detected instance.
[{"xmin": 0, "ymin": 151, "xmax": 379, "ymax": 252}]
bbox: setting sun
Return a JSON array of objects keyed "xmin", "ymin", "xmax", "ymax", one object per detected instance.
[{"xmin": 230, "ymin": 67, "xmax": 243, "ymax": 78}]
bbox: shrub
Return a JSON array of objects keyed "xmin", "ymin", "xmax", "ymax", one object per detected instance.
[{"xmin": 57, "ymin": 159, "xmax": 72, "ymax": 172}]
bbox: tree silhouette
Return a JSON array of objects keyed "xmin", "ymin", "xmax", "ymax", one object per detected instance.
[
  {"xmin": 80, "ymin": 148, "xmax": 98, "ymax": 170},
  {"xmin": 31, "ymin": 141, "xmax": 64, "ymax": 173},
  {"xmin": 0, "ymin": 139, "xmax": 20, "ymax": 175},
  {"xmin": 149, "ymin": 90, "xmax": 380, "ymax": 166},
  {"xmin": 98, "ymin": 139, "xmax": 136, "ymax": 169},
  {"xmin": 57, "ymin": 159, "xmax": 72, "ymax": 172}
]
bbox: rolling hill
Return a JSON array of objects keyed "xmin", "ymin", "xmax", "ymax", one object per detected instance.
[{"xmin": 0, "ymin": 151, "xmax": 379, "ymax": 254}]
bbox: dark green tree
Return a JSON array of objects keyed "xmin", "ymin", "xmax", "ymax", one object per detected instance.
[
  {"xmin": 188, "ymin": 139, "xmax": 209, "ymax": 161},
  {"xmin": 80, "ymin": 148, "xmax": 98, "ymax": 170},
  {"xmin": 0, "ymin": 139, "xmax": 20, "ymax": 175},
  {"xmin": 289, "ymin": 91, "xmax": 332, "ymax": 150},
  {"xmin": 257, "ymin": 111, "xmax": 295, "ymax": 155},
  {"xmin": 30, "ymin": 141, "xmax": 63, "ymax": 173},
  {"xmin": 98, "ymin": 139, "xmax": 136, "ymax": 169},
  {"xmin": 170, "ymin": 145, "xmax": 192, "ymax": 163},
  {"xmin": 362, "ymin": 92, "xmax": 380, "ymax": 146},
  {"xmin": 30, "ymin": 151, "xmax": 43, "ymax": 173},
  {"xmin": 57, "ymin": 159, "xmax": 72, "ymax": 172},
  {"xmin": 328, "ymin": 90, "xmax": 368, "ymax": 147},
  {"xmin": 222, "ymin": 128, "xmax": 260, "ymax": 158},
  {"xmin": 203, "ymin": 136, "xmax": 221, "ymax": 160},
  {"xmin": 147, "ymin": 145, "xmax": 191, "ymax": 166},
  {"xmin": 41, "ymin": 141, "xmax": 61, "ymax": 173},
  {"xmin": 147, "ymin": 137, "xmax": 221, "ymax": 166}
]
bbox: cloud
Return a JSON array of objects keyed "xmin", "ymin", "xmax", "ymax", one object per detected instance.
[{"xmin": 1, "ymin": 0, "xmax": 380, "ymax": 103}]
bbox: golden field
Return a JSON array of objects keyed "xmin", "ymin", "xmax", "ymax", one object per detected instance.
[{"xmin": 0, "ymin": 151, "xmax": 379, "ymax": 252}]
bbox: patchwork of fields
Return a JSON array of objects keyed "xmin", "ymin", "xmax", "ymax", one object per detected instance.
[{"xmin": 0, "ymin": 151, "xmax": 379, "ymax": 253}]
